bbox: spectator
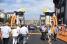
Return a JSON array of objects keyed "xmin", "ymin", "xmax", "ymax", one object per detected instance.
[
  {"xmin": 40, "ymin": 24, "xmax": 47, "ymax": 40},
  {"xmin": 12, "ymin": 26, "xmax": 20, "ymax": 44},
  {"xmin": 19, "ymin": 24, "xmax": 29, "ymax": 44},
  {"xmin": 47, "ymin": 25, "xmax": 52, "ymax": 44},
  {"xmin": 1, "ymin": 23, "xmax": 11, "ymax": 44},
  {"xmin": 54, "ymin": 25, "xmax": 59, "ymax": 41},
  {"xmin": 0, "ymin": 28, "xmax": 2, "ymax": 44}
]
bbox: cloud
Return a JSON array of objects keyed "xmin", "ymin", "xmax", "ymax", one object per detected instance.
[
  {"xmin": 15, "ymin": 0, "xmax": 22, "ymax": 4},
  {"xmin": 0, "ymin": 0, "xmax": 54, "ymax": 20},
  {"xmin": 0, "ymin": 0, "xmax": 46, "ymax": 11}
]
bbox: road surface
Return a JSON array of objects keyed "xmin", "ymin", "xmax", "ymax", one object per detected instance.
[
  {"xmin": 9, "ymin": 33, "xmax": 66, "ymax": 44},
  {"xmin": 27, "ymin": 34, "xmax": 66, "ymax": 44}
]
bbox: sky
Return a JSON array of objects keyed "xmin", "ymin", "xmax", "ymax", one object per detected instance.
[{"xmin": 0, "ymin": 0, "xmax": 54, "ymax": 20}]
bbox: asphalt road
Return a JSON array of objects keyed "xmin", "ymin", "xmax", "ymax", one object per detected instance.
[
  {"xmin": 9, "ymin": 32, "xmax": 67, "ymax": 44},
  {"xmin": 27, "ymin": 34, "xmax": 66, "ymax": 44}
]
